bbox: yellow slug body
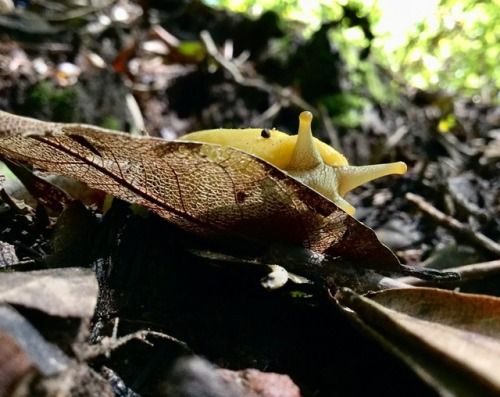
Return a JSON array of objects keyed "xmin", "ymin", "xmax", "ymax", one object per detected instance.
[
  {"xmin": 178, "ymin": 126, "xmax": 348, "ymax": 169},
  {"xmin": 179, "ymin": 111, "xmax": 407, "ymax": 215}
]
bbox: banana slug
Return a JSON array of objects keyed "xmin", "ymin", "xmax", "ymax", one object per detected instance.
[{"xmin": 180, "ymin": 111, "xmax": 407, "ymax": 215}]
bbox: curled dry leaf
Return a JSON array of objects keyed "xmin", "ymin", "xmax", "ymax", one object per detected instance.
[
  {"xmin": 2, "ymin": 158, "xmax": 72, "ymax": 213},
  {"xmin": 335, "ymin": 287, "xmax": 500, "ymax": 396}
]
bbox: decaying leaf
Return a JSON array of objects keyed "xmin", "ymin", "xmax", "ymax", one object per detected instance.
[
  {"xmin": 0, "ymin": 268, "xmax": 98, "ymax": 318},
  {"xmin": 0, "ymin": 304, "xmax": 70, "ymax": 380},
  {"xmin": 2, "ymin": 158, "xmax": 72, "ymax": 213},
  {"xmin": 0, "ymin": 331, "xmax": 35, "ymax": 397},
  {"xmin": 0, "ymin": 111, "xmax": 404, "ymax": 274},
  {"xmin": 335, "ymin": 287, "xmax": 500, "ymax": 396},
  {"xmin": 164, "ymin": 356, "xmax": 301, "ymax": 397},
  {"xmin": 0, "ymin": 242, "xmax": 18, "ymax": 268},
  {"xmin": 0, "ymin": 304, "xmax": 116, "ymax": 397},
  {"xmin": 0, "ymin": 111, "xmax": 463, "ymax": 284}
]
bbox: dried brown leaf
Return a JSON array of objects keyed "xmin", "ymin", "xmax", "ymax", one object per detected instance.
[
  {"xmin": 0, "ymin": 304, "xmax": 115, "ymax": 397},
  {"xmin": 0, "ymin": 112, "xmax": 403, "ymax": 273},
  {"xmin": 2, "ymin": 158, "xmax": 72, "ymax": 213},
  {"xmin": 0, "ymin": 304, "xmax": 70, "ymax": 378},
  {"xmin": 0, "ymin": 242, "xmax": 18, "ymax": 268},
  {"xmin": 0, "ymin": 332, "xmax": 35, "ymax": 397},
  {"xmin": 335, "ymin": 287, "xmax": 500, "ymax": 396},
  {"xmin": 165, "ymin": 356, "xmax": 301, "ymax": 397},
  {"xmin": 0, "ymin": 268, "xmax": 98, "ymax": 318},
  {"xmin": 219, "ymin": 368, "xmax": 301, "ymax": 397}
]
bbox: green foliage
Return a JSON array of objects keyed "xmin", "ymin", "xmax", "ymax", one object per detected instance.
[
  {"xmin": 202, "ymin": 0, "xmax": 395, "ymax": 127},
  {"xmin": 100, "ymin": 116, "xmax": 122, "ymax": 131},
  {"xmin": 204, "ymin": 0, "xmax": 344, "ymax": 30},
  {"xmin": 323, "ymin": 93, "xmax": 371, "ymax": 128},
  {"xmin": 206, "ymin": 0, "xmax": 499, "ymax": 104},
  {"xmin": 389, "ymin": 0, "xmax": 500, "ymax": 101},
  {"xmin": 178, "ymin": 41, "xmax": 206, "ymax": 61},
  {"xmin": 25, "ymin": 81, "xmax": 79, "ymax": 122},
  {"xmin": 24, "ymin": 81, "xmax": 123, "ymax": 128}
]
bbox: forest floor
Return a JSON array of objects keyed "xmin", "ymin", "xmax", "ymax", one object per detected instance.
[{"xmin": 0, "ymin": 1, "xmax": 499, "ymax": 396}]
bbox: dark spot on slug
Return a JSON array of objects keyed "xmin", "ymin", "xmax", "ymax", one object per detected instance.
[
  {"xmin": 260, "ymin": 129, "xmax": 271, "ymax": 138},
  {"xmin": 236, "ymin": 191, "xmax": 248, "ymax": 203}
]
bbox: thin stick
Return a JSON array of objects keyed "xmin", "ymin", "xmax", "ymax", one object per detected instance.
[
  {"xmin": 406, "ymin": 192, "xmax": 500, "ymax": 256},
  {"xmin": 81, "ymin": 319, "xmax": 190, "ymax": 360},
  {"xmin": 397, "ymin": 259, "xmax": 500, "ymax": 286},
  {"xmin": 200, "ymin": 30, "xmax": 315, "ymax": 114}
]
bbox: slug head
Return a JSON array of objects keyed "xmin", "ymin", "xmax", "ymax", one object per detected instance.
[
  {"xmin": 179, "ymin": 111, "xmax": 407, "ymax": 215},
  {"xmin": 284, "ymin": 111, "xmax": 407, "ymax": 215}
]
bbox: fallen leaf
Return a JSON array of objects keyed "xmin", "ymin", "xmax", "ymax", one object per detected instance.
[
  {"xmin": 219, "ymin": 368, "xmax": 301, "ymax": 397},
  {"xmin": 0, "ymin": 242, "xmax": 18, "ymax": 268},
  {"xmin": 164, "ymin": 356, "xmax": 301, "ymax": 397},
  {"xmin": 335, "ymin": 287, "xmax": 500, "ymax": 396},
  {"xmin": 2, "ymin": 158, "xmax": 72, "ymax": 213},
  {"xmin": 0, "ymin": 331, "xmax": 35, "ymax": 397},
  {"xmin": 0, "ymin": 304, "xmax": 115, "ymax": 397},
  {"xmin": 0, "ymin": 111, "xmax": 403, "ymax": 274},
  {"xmin": 0, "ymin": 304, "xmax": 69, "ymax": 378},
  {"xmin": 0, "ymin": 268, "xmax": 98, "ymax": 318},
  {"xmin": 164, "ymin": 356, "xmax": 242, "ymax": 397}
]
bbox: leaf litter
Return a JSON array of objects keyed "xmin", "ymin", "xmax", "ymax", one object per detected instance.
[{"xmin": 0, "ymin": 1, "xmax": 499, "ymax": 396}]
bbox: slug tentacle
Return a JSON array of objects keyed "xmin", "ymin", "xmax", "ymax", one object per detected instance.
[
  {"xmin": 178, "ymin": 111, "xmax": 407, "ymax": 216},
  {"xmin": 337, "ymin": 162, "xmax": 408, "ymax": 197},
  {"xmin": 287, "ymin": 111, "xmax": 322, "ymax": 170}
]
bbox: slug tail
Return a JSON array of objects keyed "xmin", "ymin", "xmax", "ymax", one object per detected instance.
[{"xmin": 337, "ymin": 162, "xmax": 407, "ymax": 197}]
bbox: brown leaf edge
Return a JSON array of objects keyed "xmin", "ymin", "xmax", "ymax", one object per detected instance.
[{"xmin": 333, "ymin": 287, "xmax": 500, "ymax": 397}]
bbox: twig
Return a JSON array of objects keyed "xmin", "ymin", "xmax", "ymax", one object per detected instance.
[
  {"xmin": 81, "ymin": 317, "xmax": 190, "ymax": 360},
  {"xmin": 45, "ymin": 0, "xmax": 116, "ymax": 22},
  {"xmin": 319, "ymin": 104, "xmax": 342, "ymax": 152},
  {"xmin": 397, "ymin": 259, "xmax": 500, "ymax": 286},
  {"xmin": 200, "ymin": 30, "xmax": 316, "ymax": 116},
  {"xmin": 406, "ymin": 192, "xmax": 500, "ymax": 256},
  {"xmin": 385, "ymin": 125, "xmax": 409, "ymax": 153},
  {"xmin": 250, "ymin": 102, "xmax": 282, "ymax": 126}
]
